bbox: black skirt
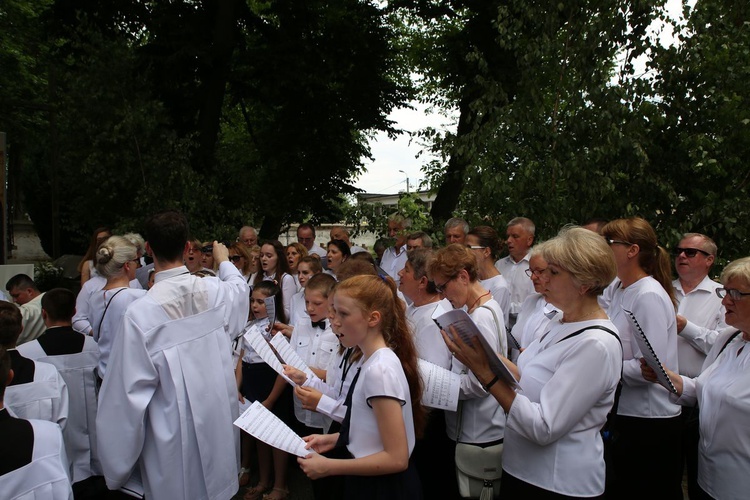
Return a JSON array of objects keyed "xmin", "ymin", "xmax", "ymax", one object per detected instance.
[{"xmin": 342, "ymin": 455, "xmax": 422, "ymax": 500}]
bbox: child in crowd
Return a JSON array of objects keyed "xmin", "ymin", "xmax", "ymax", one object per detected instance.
[
  {"xmin": 236, "ymin": 281, "xmax": 292, "ymax": 500},
  {"xmin": 297, "ymin": 275, "xmax": 425, "ymax": 499},
  {"xmin": 287, "ymin": 256, "xmax": 323, "ymax": 330},
  {"xmin": 255, "ymin": 241, "xmax": 296, "ymax": 320}
]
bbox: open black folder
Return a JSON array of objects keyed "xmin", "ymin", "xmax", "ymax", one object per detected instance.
[
  {"xmin": 432, "ymin": 303, "xmax": 519, "ymax": 389},
  {"xmin": 623, "ymin": 309, "xmax": 678, "ymax": 394}
]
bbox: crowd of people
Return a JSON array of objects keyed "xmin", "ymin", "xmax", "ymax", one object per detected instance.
[{"xmin": 0, "ymin": 209, "xmax": 746, "ymax": 500}]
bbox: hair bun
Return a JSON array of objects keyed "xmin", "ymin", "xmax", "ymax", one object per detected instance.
[{"xmin": 96, "ymin": 245, "xmax": 113, "ymax": 264}]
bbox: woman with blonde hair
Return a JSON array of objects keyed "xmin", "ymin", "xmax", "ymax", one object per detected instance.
[
  {"xmin": 444, "ymin": 226, "xmax": 622, "ymax": 498},
  {"xmin": 601, "ymin": 217, "xmax": 681, "ymax": 499},
  {"xmin": 228, "ymin": 242, "xmax": 254, "ymax": 284},
  {"xmin": 88, "ymin": 236, "xmax": 146, "ymax": 379}
]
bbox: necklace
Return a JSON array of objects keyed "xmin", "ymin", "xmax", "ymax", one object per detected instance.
[
  {"xmin": 468, "ymin": 291, "xmax": 491, "ymax": 312},
  {"xmin": 561, "ymin": 308, "xmax": 602, "ymax": 323}
]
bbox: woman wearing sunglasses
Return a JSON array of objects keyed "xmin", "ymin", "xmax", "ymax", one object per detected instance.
[
  {"xmin": 641, "ymin": 256, "xmax": 750, "ymax": 500},
  {"xmin": 601, "ymin": 217, "xmax": 682, "ymax": 500},
  {"xmin": 228, "ymin": 242, "xmax": 254, "ymax": 284}
]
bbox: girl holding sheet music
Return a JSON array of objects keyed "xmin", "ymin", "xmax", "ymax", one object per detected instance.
[
  {"xmin": 297, "ymin": 275, "xmax": 425, "ymax": 499},
  {"xmin": 641, "ymin": 256, "xmax": 750, "ymax": 500},
  {"xmin": 601, "ymin": 217, "xmax": 682, "ymax": 499},
  {"xmin": 443, "ymin": 227, "xmax": 623, "ymax": 498},
  {"xmin": 236, "ymin": 281, "xmax": 292, "ymax": 500}
]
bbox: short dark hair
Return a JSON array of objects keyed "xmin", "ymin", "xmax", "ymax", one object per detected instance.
[
  {"xmin": 145, "ymin": 210, "xmax": 189, "ymax": 262},
  {"xmin": 0, "ymin": 302, "xmax": 23, "ymax": 347},
  {"xmin": 41, "ymin": 288, "xmax": 76, "ymax": 322},
  {"xmin": 5, "ymin": 274, "xmax": 37, "ymax": 292},
  {"xmin": 0, "ymin": 346, "xmax": 10, "ymax": 400},
  {"xmin": 297, "ymin": 223, "xmax": 316, "ymax": 237}
]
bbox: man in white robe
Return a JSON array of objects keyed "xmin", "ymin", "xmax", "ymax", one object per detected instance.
[
  {"xmin": 18, "ymin": 288, "xmax": 100, "ymax": 484},
  {"xmin": 0, "ymin": 346, "xmax": 73, "ymax": 500},
  {"xmin": 0, "ymin": 301, "xmax": 68, "ymax": 430},
  {"xmin": 96, "ymin": 210, "xmax": 249, "ymax": 499}
]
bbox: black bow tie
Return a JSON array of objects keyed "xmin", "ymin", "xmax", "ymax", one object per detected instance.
[{"xmin": 311, "ymin": 320, "xmax": 326, "ymax": 330}]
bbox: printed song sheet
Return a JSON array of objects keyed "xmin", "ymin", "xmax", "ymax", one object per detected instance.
[
  {"xmin": 418, "ymin": 358, "xmax": 460, "ymax": 411},
  {"xmin": 245, "ymin": 328, "xmax": 296, "ymax": 385},
  {"xmin": 270, "ymin": 333, "xmax": 316, "ymax": 379},
  {"xmin": 432, "ymin": 306, "xmax": 519, "ymax": 389},
  {"xmin": 234, "ymin": 401, "xmax": 309, "ymax": 457}
]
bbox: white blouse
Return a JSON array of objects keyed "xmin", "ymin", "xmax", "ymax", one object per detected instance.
[
  {"xmin": 347, "ymin": 348, "xmax": 415, "ymax": 458},
  {"xmin": 607, "ymin": 276, "xmax": 680, "ymax": 418},
  {"xmin": 504, "ymin": 319, "xmax": 622, "ymax": 496},
  {"xmin": 675, "ymin": 331, "xmax": 750, "ymax": 500}
]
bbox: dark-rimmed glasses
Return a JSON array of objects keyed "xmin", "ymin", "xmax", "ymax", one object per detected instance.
[
  {"xmin": 434, "ymin": 277, "xmax": 455, "ymax": 294},
  {"xmin": 525, "ymin": 268, "xmax": 547, "ymax": 278},
  {"xmin": 716, "ymin": 288, "xmax": 750, "ymax": 301}
]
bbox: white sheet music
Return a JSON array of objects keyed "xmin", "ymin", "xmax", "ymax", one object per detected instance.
[
  {"xmin": 269, "ymin": 334, "xmax": 316, "ymax": 379},
  {"xmin": 245, "ymin": 328, "xmax": 296, "ymax": 385},
  {"xmin": 418, "ymin": 358, "xmax": 460, "ymax": 411},
  {"xmin": 234, "ymin": 401, "xmax": 310, "ymax": 457}
]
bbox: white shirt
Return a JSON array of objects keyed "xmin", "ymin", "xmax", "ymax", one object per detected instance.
[
  {"xmin": 96, "ymin": 263, "xmax": 249, "ymax": 499},
  {"xmin": 89, "ymin": 287, "xmax": 147, "ymax": 378},
  {"xmin": 406, "ymin": 301, "xmax": 452, "ymax": 370},
  {"xmin": 673, "ymin": 276, "xmax": 727, "ymax": 377},
  {"xmin": 291, "ymin": 319, "xmax": 338, "ymax": 428},
  {"xmin": 241, "ymin": 318, "xmax": 269, "ymax": 365},
  {"xmin": 494, "ymin": 254, "xmax": 535, "ymax": 317},
  {"xmin": 305, "ymin": 347, "xmax": 364, "ymax": 433},
  {"xmin": 18, "ymin": 334, "xmax": 100, "ymax": 482},
  {"xmin": 0, "ymin": 417, "xmax": 73, "ymax": 500},
  {"xmin": 347, "ymin": 348, "xmax": 415, "ymax": 458},
  {"xmin": 72, "ymin": 276, "xmax": 107, "ymax": 335},
  {"xmin": 72, "ymin": 276, "xmax": 142, "ymax": 335},
  {"xmin": 607, "ymin": 276, "xmax": 681, "ymax": 418},
  {"xmin": 263, "ymin": 272, "xmax": 296, "ymax": 320},
  {"xmin": 5, "ymin": 356, "xmax": 69, "ymax": 431},
  {"xmin": 288, "ymin": 289, "xmax": 308, "ymax": 328},
  {"xmin": 480, "ymin": 274, "xmax": 511, "ymax": 327},
  {"xmin": 445, "ymin": 300, "xmax": 507, "ymax": 444},
  {"xmin": 510, "ymin": 293, "xmax": 558, "ymax": 362},
  {"xmin": 504, "ymin": 319, "xmax": 622, "ymax": 496},
  {"xmin": 306, "ymin": 245, "xmax": 328, "ymax": 268},
  {"xmin": 16, "ymin": 293, "xmax": 46, "ymax": 346},
  {"xmin": 673, "ymin": 331, "xmax": 750, "ymax": 499},
  {"xmin": 380, "ymin": 245, "xmax": 408, "ymax": 284}
]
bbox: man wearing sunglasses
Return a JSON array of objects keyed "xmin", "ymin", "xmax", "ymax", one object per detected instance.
[{"xmin": 672, "ymin": 232, "xmax": 727, "ymax": 500}]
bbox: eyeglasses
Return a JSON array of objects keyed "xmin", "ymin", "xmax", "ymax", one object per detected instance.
[
  {"xmin": 525, "ymin": 268, "xmax": 547, "ymax": 278},
  {"xmin": 673, "ymin": 247, "xmax": 711, "ymax": 258},
  {"xmin": 434, "ymin": 277, "xmax": 455, "ymax": 294},
  {"xmin": 466, "ymin": 245, "xmax": 485, "ymax": 250},
  {"xmin": 228, "ymin": 255, "xmax": 242, "ymax": 263},
  {"xmin": 715, "ymin": 288, "xmax": 750, "ymax": 301},
  {"xmin": 606, "ymin": 239, "xmax": 633, "ymax": 247}
]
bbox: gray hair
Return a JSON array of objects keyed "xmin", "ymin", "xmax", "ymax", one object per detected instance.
[
  {"xmin": 507, "ymin": 216, "xmax": 536, "ymax": 236},
  {"xmin": 122, "ymin": 232, "xmax": 145, "ymax": 255},
  {"xmin": 720, "ymin": 257, "xmax": 750, "ymax": 286},
  {"xmin": 444, "ymin": 217, "xmax": 469, "ymax": 235},
  {"xmin": 681, "ymin": 232, "xmax": 718, "ymax": 257},
  {"xmin": 407, "ymin": 231, "xmax": 433, "ymax": 248},
  {"xmin": 95, "ymin": 236, "xmax": 138, "ymax": 278}
]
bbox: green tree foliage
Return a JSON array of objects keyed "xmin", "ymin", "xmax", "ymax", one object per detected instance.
[{"xmin": 1, "ymin": 0, "xmax": 410, "ymax": 256}]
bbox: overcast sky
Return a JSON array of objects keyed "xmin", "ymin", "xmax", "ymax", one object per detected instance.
[{"xmin": 354, "ymin": 0, "xmax": 692, "ymax": 195}]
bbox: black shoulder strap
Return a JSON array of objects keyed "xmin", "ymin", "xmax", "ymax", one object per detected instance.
[
  {"xmin": 556, "ymin": 325, "xmax": 624, "ymax": 432},
  {"xmin": 96, "ymin": 288, "xmax": 127, "ymax": 341},
  {"xmin": 557, "ymin": 325, "xmax": 620, "ymax": 345},
  {"xmin": 718, "ymin": 330, "xmax": 743, "ymax": 357}
]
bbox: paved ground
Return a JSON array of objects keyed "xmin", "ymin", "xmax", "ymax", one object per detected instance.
[{"xmin": 232, "ymin": 461, "xmax": 314, "ymax": 500}]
